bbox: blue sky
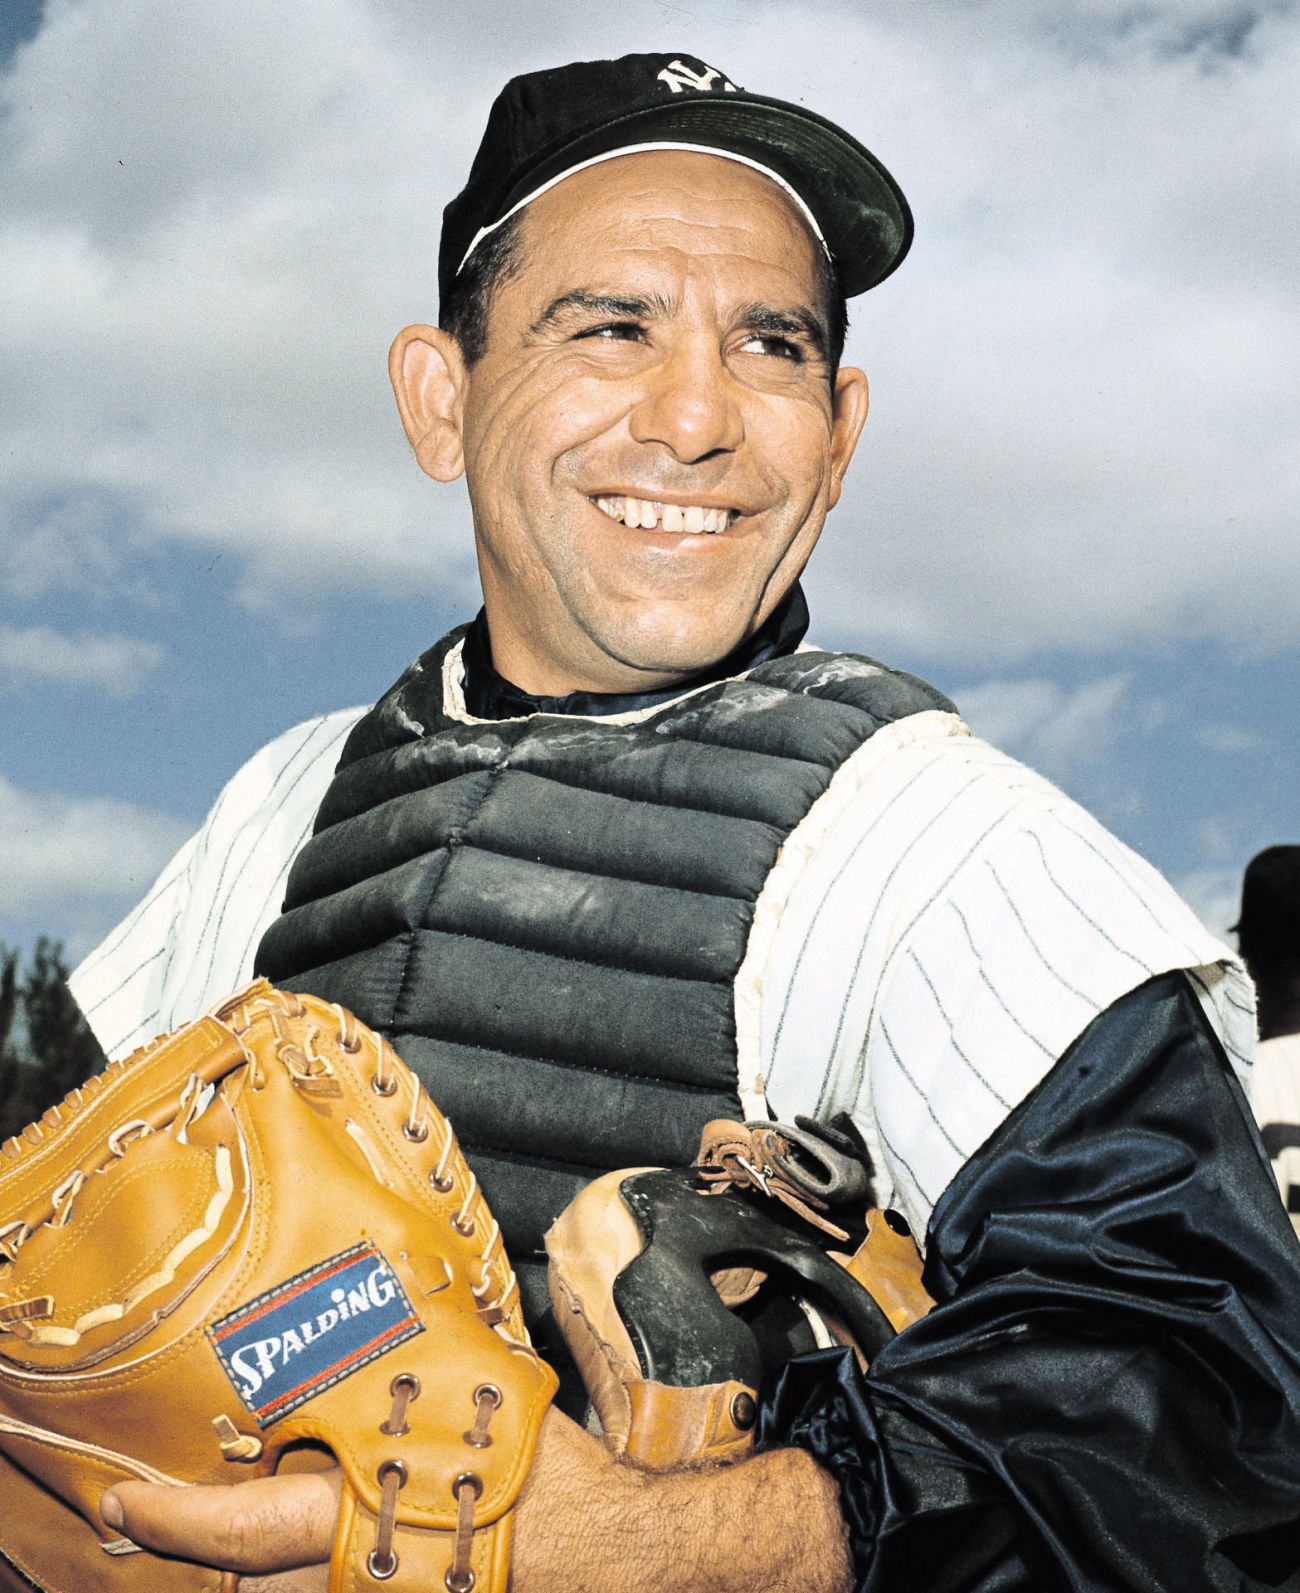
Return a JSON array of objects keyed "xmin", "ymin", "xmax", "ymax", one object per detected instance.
[{"xmin": 1, "ymin": 0, "xmax": 1296, "ymax": 968}]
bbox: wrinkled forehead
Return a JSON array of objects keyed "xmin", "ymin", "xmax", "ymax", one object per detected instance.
[{"xmin": 459, "ymin": 143, "xmax": 830, "ymax": 279}]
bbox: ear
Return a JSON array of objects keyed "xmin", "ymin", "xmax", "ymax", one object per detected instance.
[
  {"xmin": 388, "ymin": 324, "xmax": 468, "ymax": 482},
  {"xmin": 826, "ymin": 367, "xmax": 870, "ymax": 510}
]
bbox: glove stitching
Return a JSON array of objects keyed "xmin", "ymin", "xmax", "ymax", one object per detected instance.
[{"xmin": 7, "ymin": 1158, "xmax": 214, "ymax": 1306}]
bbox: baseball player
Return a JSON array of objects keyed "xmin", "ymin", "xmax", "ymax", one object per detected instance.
[
  {"xmin": 1235, "ymin": 846, "xmax": 1300, "ymax": 1237},
  {"xmin": 64, "ymin": 51, "xmax": 1300, "ymax": 1593}
]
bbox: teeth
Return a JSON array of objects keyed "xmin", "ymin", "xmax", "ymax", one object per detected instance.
[{"xmin": 594, "ymin": 497, "xmax": 735, "ymax": 534}]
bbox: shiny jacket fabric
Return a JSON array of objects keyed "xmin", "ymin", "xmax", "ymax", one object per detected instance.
[{"xmin": 761, "ymin": 973, "xmax": 1300, "ymax": 1591}]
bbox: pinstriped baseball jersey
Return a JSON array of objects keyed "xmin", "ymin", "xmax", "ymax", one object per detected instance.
[
  {"xmin": 71, "ymin": 708, "xmax": 363, "ymax": 1060},
  {"xmin": 69, "ymin": 671, "xmax": 1251, "ymax": 1241},
  {"xmin": 1251, "ymin": 1032, "xmax": 1300, "ymax": 1238}
]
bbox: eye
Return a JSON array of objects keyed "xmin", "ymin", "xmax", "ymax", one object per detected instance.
[
  {"xmin": 738, "ymin": 332, "xmax": 805, "ymax": 362},
  {"xmin": 574, "ymin": 321, "xmax": 646, "ymax": 344}
]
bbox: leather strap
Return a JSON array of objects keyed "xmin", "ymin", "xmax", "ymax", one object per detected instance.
[{"xmin": 330, "ymin": 1481, "xmax": 514, "ymax": 1593}]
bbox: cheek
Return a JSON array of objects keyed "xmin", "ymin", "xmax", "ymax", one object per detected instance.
[
  {"xmin": 475, "ymin": 365, "xmax": 633, "ymax": 483},
  {"xmin": 750, "ymin": 400, "xmax": 835, "ymax": 510},
  {"xmin": 544, "ymin": 382, "xmax": 642, "ymax": 486}
]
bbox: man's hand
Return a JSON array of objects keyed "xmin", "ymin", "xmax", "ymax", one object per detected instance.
[
  {"xmin": 102, "ymin": 1469, "xmax": 339, "ymax": 1592},
  {"xmin": 101, "ymin": 1408, "xmax": 853, "ymax": 1593}
]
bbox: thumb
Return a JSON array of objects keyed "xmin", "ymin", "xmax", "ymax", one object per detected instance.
[{"xmin": 100, "ymin": 1470, "xmax": 340, "ymax": 1573}]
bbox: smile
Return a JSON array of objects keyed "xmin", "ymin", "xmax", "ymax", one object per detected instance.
[{"xmin": 594, "ymin": 496, "xmax": 738, "ymax": 534}]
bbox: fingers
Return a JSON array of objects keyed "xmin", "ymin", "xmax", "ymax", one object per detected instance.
[
  {"xmin": 100, "ymin": 1470, "xmax": 340, "ymax": 1574},
  {"xmin": 241, "ymin": 1568, "xmax": 331, "ymax": 1593}
]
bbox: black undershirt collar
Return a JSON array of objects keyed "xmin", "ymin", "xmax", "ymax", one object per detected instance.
[{"xmin": 461, "ymin": 584, "xmax": 811, "ymax": 721}]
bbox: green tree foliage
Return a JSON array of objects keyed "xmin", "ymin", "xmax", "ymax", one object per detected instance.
[{"xmin": 0, "ymin": 939, "xmax": 107, "ymax": 1144}]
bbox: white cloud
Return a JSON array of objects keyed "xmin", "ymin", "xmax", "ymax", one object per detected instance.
[
  {"xmin": 0, "ymin": 775, "xmax": 190, "ymax": 913},
  {"xmin": 794, "ymin": 2, "xmax": 1300, "ymax": 660},
  {"xmin": 1173, "ymin": 865, "xmax": 1245, "ymax": 940},
  {"xmin": 1197, "ymin": 814, "xmax": 1246, "ymax": 865},
  {"xmin": 954, "ymin": 673, "xmax": 1133, "ymax": 782},
  {"xmin": 0, "ymin": 624, "xmax": 162, "ymax": 695},
  {"xmin": 0, "ymin": 0, "xmax": 1296, "ymax": 658},
  {"xmin": 1196, "ymin": 722, "xmax": 1266, "ymax": 754},
  {"xmin": 0, "ymin": 0, "xmax": 480, "ymax": 601}
]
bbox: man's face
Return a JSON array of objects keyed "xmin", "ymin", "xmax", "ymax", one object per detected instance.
[{"xmin": 431, "ymin": 150, "xmax": 868, "ymax": 694}]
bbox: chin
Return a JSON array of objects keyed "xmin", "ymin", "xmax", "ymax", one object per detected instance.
[{"xmin": 601, "ymin": 616, "xmax": 750, "ymax": 682}]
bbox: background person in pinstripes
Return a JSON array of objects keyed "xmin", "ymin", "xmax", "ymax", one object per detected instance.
[
  {"xmin": 66, "ymin": 51, "xmax": 1300, "ymax": 1593},
  {"xmin": 1235, "ymin": 846, "xmax": 1300, "ymax": 1238}
]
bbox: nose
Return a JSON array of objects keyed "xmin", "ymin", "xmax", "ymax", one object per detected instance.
[{"xmin": 628, "ymin": 334, "xmax": 744, "ymax": 463}]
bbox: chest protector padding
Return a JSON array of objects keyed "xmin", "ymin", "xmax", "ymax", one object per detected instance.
[{"xmin": 255, "ymin": 628, "xmax": 952, "ymax": 1332}]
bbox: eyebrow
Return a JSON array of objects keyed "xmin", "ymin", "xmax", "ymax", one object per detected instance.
[
  {"xmin": 735, "ymin": 302, "xmax": 829, "ymax": 360},
  {"xmin": 528, "ymin": 289, "xmax": 829, "ymax": 359},
  {"xmin": 529, "ymin": 290, "xmax": 672, "ymax": 336}
]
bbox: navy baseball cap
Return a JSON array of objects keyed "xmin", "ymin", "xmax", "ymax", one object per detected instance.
[{"xmin": 439, "ymin": 52, "xmax": 913, "ymax": 308}]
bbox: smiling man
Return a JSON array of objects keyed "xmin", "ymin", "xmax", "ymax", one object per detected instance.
[
  {"xmin": 396, "ymin": 147, "xmax": 866, "ymax": 696},
  {"xmin": 65, "ymin": 51, "xmax": 1300, "ymax": 1593}
]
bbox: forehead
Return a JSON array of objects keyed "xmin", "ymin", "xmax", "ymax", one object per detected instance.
[{"xmin": 508, "ymin": 148, "xmax": 827, "ymax": 300}]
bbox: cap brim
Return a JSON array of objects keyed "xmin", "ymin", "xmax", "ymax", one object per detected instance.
[{"xmin": 497, "ymin": 94, "xmax": 913, "ymax": 297}]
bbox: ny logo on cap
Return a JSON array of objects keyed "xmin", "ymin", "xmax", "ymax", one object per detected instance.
[{"xmin": 657, "ymin": 60, "xmax": 738, "ymax": 95}]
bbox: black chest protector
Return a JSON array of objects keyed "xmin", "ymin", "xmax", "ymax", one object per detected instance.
[{"xmin": 254, "ymin": 626, "xmax": 952, "ymax": 1336}]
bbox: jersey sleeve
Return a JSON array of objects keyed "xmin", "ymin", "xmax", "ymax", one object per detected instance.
[
  {"xmin": 757, "ymin": 713, "xmax": 1254, "ymax": 1238},
  {"xmin": 759, "ymin": 973, "xmax": 1300, "ymax": 1592},
  {"xmin": 755, "ymin": 717, "xmax": 1293, "ymax": 1586},
  {"xmin": 69, "ymin": 708, "xmax": 363, "ymax": 1058}
]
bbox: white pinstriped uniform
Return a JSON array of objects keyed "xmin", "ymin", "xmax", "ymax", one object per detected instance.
[
  {"xmin": 71, "ymin": 709, "xmax": 363, "ymax": 1060},
  {"xmin": 70, "ymin": 674, "xmax": 1253, "ymax": 1244},
  {"xmin": 1250, "ymin": 1032, "xmax": 1300, "ymax": 1239}
]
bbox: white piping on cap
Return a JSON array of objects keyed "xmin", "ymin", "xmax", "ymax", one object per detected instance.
[{"xmin": 456, "ymin": 141, "xmax": 831, "ymax": 278}]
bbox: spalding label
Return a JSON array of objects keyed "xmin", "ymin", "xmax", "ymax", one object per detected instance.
[{"xmin": 208, "ymin": 1242, "xmax": 423, "ymax": 1426}]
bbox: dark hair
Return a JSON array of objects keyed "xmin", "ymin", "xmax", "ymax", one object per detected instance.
[
  {"xmin": 438, "ymin": 209, "xmax": 528, "ymax": 366},
  {"xmin": 815, "ymin": 246, "xmax": 849, "ymax": 381},
  {"xmin": 439, "ymin": 202, "xmax": 849, "ymax": 379}
]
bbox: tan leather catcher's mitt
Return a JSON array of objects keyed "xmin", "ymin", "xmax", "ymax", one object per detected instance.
[{"xmin": 0, "ymin": 980, "xmax": 557, "ymax": 1593}]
